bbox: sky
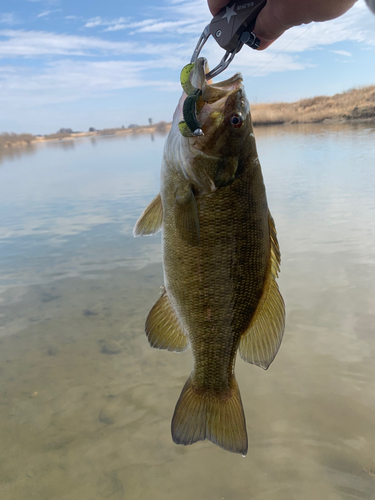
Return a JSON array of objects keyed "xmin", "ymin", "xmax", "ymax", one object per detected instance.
[{"xmin": 1, "ymin": 0, "xmax": 375, "ymax": 134}]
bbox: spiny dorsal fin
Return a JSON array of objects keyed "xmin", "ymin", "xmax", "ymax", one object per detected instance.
[
  {"xmin": 133, "ymin": 193, "xmax": 163, "ymax": 237},
  {"xmin": 175, "ymin": 187, "xmax": 200, "ymax": 246},
  {"xmin": 146, "ymin": 290, "xmax": 190, "ymax": 352},
  {"xmin": 239, "ymin": 213, "xmax": 285, "ymax": 369}
]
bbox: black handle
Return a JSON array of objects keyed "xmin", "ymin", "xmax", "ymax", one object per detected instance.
[{"xmin": 209, "ymin": 0, "xmax": 267, "ymax": 52}]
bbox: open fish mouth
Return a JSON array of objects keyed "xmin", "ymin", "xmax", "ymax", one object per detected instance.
[
  {"xmin": 192, "ymin": 57, "xmax": 243, "ymax": 106},
  {"xmin": 177, "ymin": 57, "xmax": 243, "ymax": 137}
]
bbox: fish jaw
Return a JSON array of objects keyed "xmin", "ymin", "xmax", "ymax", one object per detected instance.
[
  {"xmin": 167, "ymin": 59, "xmax": 254, "ymax": 193},
  {"xmin": 172, "ymin": 57, "xmax": 246, "ymax": 136}
]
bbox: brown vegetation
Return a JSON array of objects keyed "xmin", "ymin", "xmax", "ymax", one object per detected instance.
[
  {"xmin": 43, "ymin": 132, "xmax": 74, "ymax": 141},
  {"xmin": 156, "ymin": 121, "xmax": 168, "ymax": 132},
  {"xmin": 251, "ymin": 85, "xmax": 375, "ymax": 126},
  {"xmin": 0, "ymin": 132, "xmax": 35, "ymax": 148},
  {"xmin": 1, "ymin": 86, "xmax": 374, "ymax": 150}
]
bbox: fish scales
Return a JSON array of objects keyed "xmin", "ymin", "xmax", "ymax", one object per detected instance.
[
  {"xmin": 134, "ymin": 58, "xmax": 285, "ymax": 455},
  {"xmin": 163, "ymin": 156, "xmax": 269, "ymax": 391}
]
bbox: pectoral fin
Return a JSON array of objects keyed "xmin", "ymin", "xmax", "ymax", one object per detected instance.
[
  {"xmin": 133, "ymin": 193, "xmax": 163, "ymax": 237},
  {"xmin": 239, "ymin": 213, "xmax": 285, "ymax": 369},
  {"xmin": 146, "ymin": 290, "xmax": 190, "ymax": 352},
  {"xmin": 175, "ymin": 187, "xmax": 200, "ymax": 246}
]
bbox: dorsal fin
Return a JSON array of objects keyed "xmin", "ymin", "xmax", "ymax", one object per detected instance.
[
  {"xmin": 133, "ymin": 193, "xmax": 163, "ymax": 237},
  {"xmin": 239, "ymin": 213, "xmax": 285, "ymax": 369}
]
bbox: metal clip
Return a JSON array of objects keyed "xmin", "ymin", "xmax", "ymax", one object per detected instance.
[
  {"xmin": 191, "ymin": 0, "xmax": 266, "ymax": 80},
  {"xmin": 190, "ymin": 26, "xmax": 243, "ymax": 80}
]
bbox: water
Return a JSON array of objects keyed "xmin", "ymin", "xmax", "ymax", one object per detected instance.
[{"xmin": 0, "ymin": 124, "xmax": 374, "ymax": 499}]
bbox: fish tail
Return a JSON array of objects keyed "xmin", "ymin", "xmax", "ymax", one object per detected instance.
[{"xmin": 171, "ymin": 375, "xmax": 248, "ymax": 455}]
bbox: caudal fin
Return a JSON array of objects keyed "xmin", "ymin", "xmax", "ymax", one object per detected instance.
[{"xmin": 171, "ymin": 376, "xmax": 248, "ymax": 455}]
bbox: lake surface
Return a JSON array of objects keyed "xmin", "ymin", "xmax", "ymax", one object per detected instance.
[{"xmin": 0, "ymin": 123, "xmax": 374, "ymax": 500}]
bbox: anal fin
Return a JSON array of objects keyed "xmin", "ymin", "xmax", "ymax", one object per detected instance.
[
  {"xmin": 133, "ymin": 193, "xmax": 163, "ymax": 237},
  {"xmin": 146, "ymin": 290, "xmax": 190, "ymax": 352},
  {"xmin": 239, "ymin": 213, "xmax": 285, "ymax": 369}
]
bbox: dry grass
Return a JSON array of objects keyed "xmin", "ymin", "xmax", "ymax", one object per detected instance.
[
  {"xmin": 1, "ymin": 87, "xmax": 374, "ymax": 150},
  {"xmin": 43, "ymin": 132, "xmax": 73, "ymax": 141},
  {"xmin": 0, "ymin": 132, "xmax": 35, "ymax": 148},
  {"xmin": 251, "ymin": 85, "xmax": 375, "ymax": 125}
]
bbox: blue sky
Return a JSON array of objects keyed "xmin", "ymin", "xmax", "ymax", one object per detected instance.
[{"xmin": 1, "ymin": 0, "xmax": 375, "ymax": 134}]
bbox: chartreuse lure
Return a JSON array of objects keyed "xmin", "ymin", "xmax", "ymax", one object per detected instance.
[{"xmin": 178, "ymin": 63, "xmax": 205, "ymax": 138}]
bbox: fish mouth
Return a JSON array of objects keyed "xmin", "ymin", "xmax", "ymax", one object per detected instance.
[
  {"xmin": 172, "ymin": 57, "xmax": 243, "ymax": 132},
  {"xmin": 191, "ymin": 57, "xmax": 243, "ymax": 107}
]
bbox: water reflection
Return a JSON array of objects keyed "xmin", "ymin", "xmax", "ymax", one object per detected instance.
[
  {"xmin": 0, "ymin": 125, "xmax": 374, "ymax": 500},
  {"xmin": 0, "ymin": 143, "xmax": 37, "ymax": 166},
  {"xmin": 46, "ymin": 139, "xmax": 76, "ymax": 151}
]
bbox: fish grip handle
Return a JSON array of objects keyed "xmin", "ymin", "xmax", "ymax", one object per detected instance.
[
  {"xmin": 191, "ymin": 0, "xmax": 267, "ymax": 79},
  {"xmin": 210, "ymin": 0, "xmax": 267, "ymax": 52}
]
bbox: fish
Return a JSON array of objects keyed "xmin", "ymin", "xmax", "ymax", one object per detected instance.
[{"xmin": 133, "ymin": 57, "xmax": 285, "ymax": 455}]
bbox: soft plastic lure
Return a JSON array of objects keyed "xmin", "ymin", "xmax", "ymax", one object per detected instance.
[{"xmin": 178, "ymin": 63, "xmax": 205, "ymax": 137}]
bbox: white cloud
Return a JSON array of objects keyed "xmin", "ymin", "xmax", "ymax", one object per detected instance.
[
  {"xmin": 0, "ymin": 13, "xmax": 21, "ymax": 25},
  {"xmin": 37, "ymin": 10, "xmax": 61, "ymax": 19},
  {"xmin": 0, "ymin": 30, "xmax": 189, "ymax": 58},
  {"xmin": 0, "ymin": 59, "xmax": 181, "ymax": 109},
  {"xmin": 267, "ymin": 1, "xmax": 375, "ymax": 53},
  {"xmin": 331, "ymin": 50, "xmax": 352, "ymax": 57},
  {"xmin": 136, "ymin": 20, "xmax": 194, "ymax": 33},
  {"xmin": 85, "ymin": 16, "xmax": 198, "ymax": 35},
  {"xmin": 103, "ymin": 19, "xmax": 157, "ymax": 32},
  {"xmin": 37, "ymin": 11, "xmax": 51, "ymax": 18},
  {"xmin": 26, "ymin": 0, "xmax": 60, "ymax": 4},
  {"xmin": 84, "ymin": 16, "xmax": 130, "ymax": 28},
  {"xmin": 163, "ymin": 0, "xmax": 210, "ymax": 22}
]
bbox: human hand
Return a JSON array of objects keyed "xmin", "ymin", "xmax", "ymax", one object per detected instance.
[{"xmin": 207, "ymin": 0, "xmax": 358, "ymax": 50}]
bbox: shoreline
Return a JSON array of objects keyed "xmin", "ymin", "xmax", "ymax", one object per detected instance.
[
  {"xmin": 1, "ymin": 85, "xmax": 375, "ymax": 150},
  {"xmin": 2, "ymin": 115, "xmax": 374, "ymax": 152},
  {"xmin": 36, "ymin": 124, "xmax": 172, "ymax": 144},
  {"xmin": 0, "ymin": 123, "xmax": 172, "ymax": 150}
]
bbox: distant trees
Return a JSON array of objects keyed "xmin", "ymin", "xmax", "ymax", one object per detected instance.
[
  {"xmin": 58, "ymin": 128, "xmax": 73, "ymax": 134},
  {"xmin": 89, "ymin": 127, "xmax": 96, "ymax": 132},
  {"xmin": 0, "ymin": 132, "xmax": 35, "ymax": 148},
  {"xmin": 156, "ymin": 121, "xmax": 167, "ymax": 132}
]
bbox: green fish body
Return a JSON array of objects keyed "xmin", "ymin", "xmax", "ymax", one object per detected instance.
[{"xmin": 134, "ymin": 58, "xmax": 285, "ymax": 455}]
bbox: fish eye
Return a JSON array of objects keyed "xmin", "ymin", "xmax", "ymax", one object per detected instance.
[{"xmin": 229, "ymin": 113, "xmax": 243, "ymax": 128}]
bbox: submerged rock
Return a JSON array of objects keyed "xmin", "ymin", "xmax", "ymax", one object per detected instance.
[
  {"xmin": 98, "ymin": 409, "xmax": 115, "ymax": 425},
  {"xmin": 47, "ymin": 345, "xmax": 59, "ymax": 356},
  {"xmin": 99, "ymin": 340, "xmax": 122, "ymax": 355}
]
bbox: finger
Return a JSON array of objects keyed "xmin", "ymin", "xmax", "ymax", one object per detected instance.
[
  {"xmin": 253, "ymin": 5, "xmax": 288, "ymax": 51},
  {"xmin": 207, "ymin": 0, "xmax": 230, "ymax": 16}
]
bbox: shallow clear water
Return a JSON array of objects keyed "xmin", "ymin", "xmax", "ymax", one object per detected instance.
[{"xmin": 0, "ymin": 124, "xmax": 374, "ymax": 499}]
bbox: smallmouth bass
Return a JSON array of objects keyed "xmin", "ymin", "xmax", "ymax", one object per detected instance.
[{"xmin": 134, "ymin": 58, "xmax": 285, "ymax": 455}]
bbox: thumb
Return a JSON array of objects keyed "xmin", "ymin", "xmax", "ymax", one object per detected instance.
[{"xmin": 253, "ymin": 4, "xmax": 290, "ymax": 50}]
